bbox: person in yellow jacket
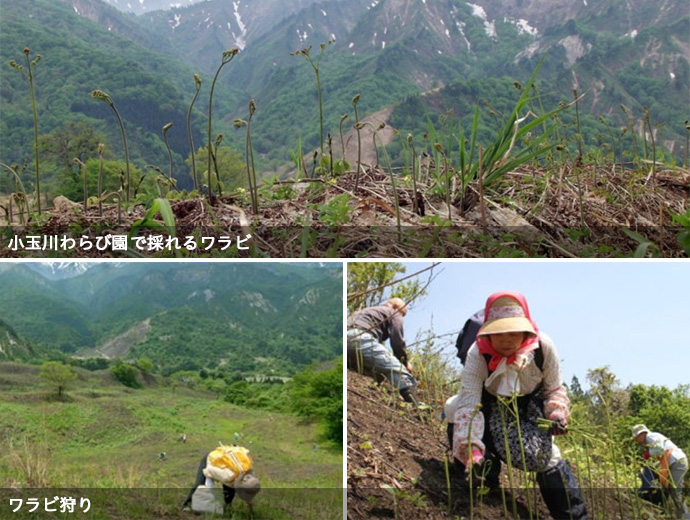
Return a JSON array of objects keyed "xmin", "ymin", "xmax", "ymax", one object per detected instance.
[{"xmin": 181, "ymin": 444, "xmax": 261, "ymax": 513}]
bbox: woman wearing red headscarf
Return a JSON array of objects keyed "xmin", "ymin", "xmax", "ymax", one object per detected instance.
[{"xmin": 452, "ymin": 291, "xmax": 588, "ymax": 520}]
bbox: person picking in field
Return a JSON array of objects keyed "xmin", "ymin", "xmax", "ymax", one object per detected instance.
[
  {"xmin": 181, "ymin": 443, "xmax": 260, "ymax": 514},
  {"xmin": 347, "ymin": 298, "xmax": 420, "ymax": 406},
  {"xmin": 450, "ymin": 290, "xmax": 589, "ymax": 520},
  {"xmin": 632, "ymin": 424, "xmax": 690, "ymax": 519}
]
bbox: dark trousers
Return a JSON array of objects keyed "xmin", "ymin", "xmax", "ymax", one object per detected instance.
[
  {"xmin": 182, "ymin": 455, "xmax": 236, "ymax": 509},
  {"xmin": 483, "ymin": 392, "xmax": 588, "ymax": 520}
]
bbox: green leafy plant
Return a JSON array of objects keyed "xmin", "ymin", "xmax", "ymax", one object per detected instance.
[
  {"xmin": 128, "ymin": 198, "xmax": 177, "ymax": 254},
  {"xmin": 420, "ymin": 59, "xmax": 572, "ymax": 210},
  {"xmin": 317, "ymin": 194, "xmax": 352, "ymax": 227},
  {"xmin": 670, "ymin": 208, "xmax": 690, "ymax": 255},
  {"xmin": 40, "ymin": 361, "xmax": 76, "ymax": 399},
  {"xmin": 623, "ymin": 228, "xmax": 660, "ymax": 258},
  {"xmin": 110, "ymin": 361, "xmax": 141, "ymax": 389}
]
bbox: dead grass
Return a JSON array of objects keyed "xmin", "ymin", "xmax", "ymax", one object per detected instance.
[{"xmin": 1, "ymin": 163, "xmax": 687, "ymax": 258}]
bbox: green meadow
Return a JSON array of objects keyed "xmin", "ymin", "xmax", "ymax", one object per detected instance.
[{"xmin": 0, "ymin": 362, "xmax": 343, "ymax": 519}]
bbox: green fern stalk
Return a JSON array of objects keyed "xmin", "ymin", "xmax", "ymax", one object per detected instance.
[
  {"xmin": 207, "ymin": 49, "xmax": 238, "ymax": 200},
  {"xmin": 92, "ymin": 90, "xmax": 131, "ymax": 203},
  {"xmin": 9, "ymin": 49, "xmax": 42, "ymax": 214},
  {"xmin": 187, "ymin": 74, "xmax": 202, "ymax": 191},
  {"xmin": 162, "ymin": 123, "xmax": 174, "ymax": 187},
  {"xmin": 353, "ymin": 94, "xmax": 363, "ymax": 190}
]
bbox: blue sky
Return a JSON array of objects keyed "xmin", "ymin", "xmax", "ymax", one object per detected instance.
[{"xmin": 368, "ymin": 260, "xmax": 689, "ymax": 391}]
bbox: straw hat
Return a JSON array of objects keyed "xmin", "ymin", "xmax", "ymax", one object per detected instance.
[
  {"xmin": 235, "ymin": 473, "xmax": 261, "ymax": 505},
  {"xmin": 477, "ymin": 296, "xmax": 537, "ymax": 337},
  {"xmin": 631, "ymin": 424, "xmax": 650, "ymax": 439}
]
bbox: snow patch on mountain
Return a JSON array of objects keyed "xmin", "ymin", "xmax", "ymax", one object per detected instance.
[
  {"xmin": 456, "ymin": 20, "xmax": 471, "ymax": 51},
  {"xmin": 232, "ymin": 1, "xmax": 247, "ymax": 50},
  {"xmin": 511, "ymin": 18, "xmax": 538, "ymax": 36},
  {"xmin": 468, "ymin": 3, "xmax": 496, "ymax": 38},
  {"xmin": 559, "ymin": 34, "xmax": 591, "ymax": 65},
  {"xmin": 170, "ymin": 13, "xmax": 181, "ymax": 29}
]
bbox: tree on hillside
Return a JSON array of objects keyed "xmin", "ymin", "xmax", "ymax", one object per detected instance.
[
  {"xmin": 290, "ymin": 359, "xmax": 343, "ymax": 445},
  {"xmin": 186, "ymin": 145, "xmax": 245, "ymax": 194},
  {"xmin": 569, "ymin": 375, "xmax": 585, "ymax": 400},
  {"xmin": 347, "ymin": 262, "xmax": 430, "ymax": 313},
  {"xmin": 586, "ymin": 366, "xmax": 629, "ymax": 424},
  {"xmin": 40, "ymin": 361, "xmax": 76, "ymax": 399},
  {"xmin": 626, "ymin": 384, "xmax": 690, "ymax": 453},
  {"xmin": 111, "ymin": 361, "xmax": 141, "ymax": 389},
  {"xmin": 39, "ymin": 121, "xmax": 104, "ymax": 172}
]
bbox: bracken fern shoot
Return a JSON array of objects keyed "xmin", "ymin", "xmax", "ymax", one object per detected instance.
[
  {"xmin": 162, "ymin": 122, "xmax": 174, "ymax": 186},
  {"xmin": 92, "ymin": 89, "xmax": 132, "ymax": 203},
  {"xmin": 207, "ymin": 48, "xmax": 238, "ymax": 201},
  {"xmin": 187, "ymin": 73, "xmax": 202, "ymax": 191},
  {"xmin": 353, "ymin": 94, "xmax": 363, "ymax": 190},
  {"xmin": 10, "ymin": 48, "xmax": 42, "ymax": 214},
  {"xmin": 97, "ymin": 143, "xmax": 105, "ymax": 216},
  {"xmin": 291, "ymin": 40, "xmax": 333, "ymax": 165}
]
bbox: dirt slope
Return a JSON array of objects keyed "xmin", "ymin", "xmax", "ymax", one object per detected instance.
[
  {"xmin": 346, "ymin": 369, "xmax": 651, "ymax": 520},
  {"xmin": 347, "ymin": 369, "xmax": 550, "ymax": 520}
]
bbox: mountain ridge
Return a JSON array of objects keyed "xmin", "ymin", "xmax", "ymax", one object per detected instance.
[
  {"xmin": 1, "ymin": 0, "xmax": 687, "ymax": 186},
  {"xmin": 0, "ymin": 263, "xmax": 342, "ymax": 374}
]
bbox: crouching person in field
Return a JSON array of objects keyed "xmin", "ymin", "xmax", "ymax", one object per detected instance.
[
  {"xmin": 632, "ymin": 424, "xmax": 690, "ymax": 519},
  {"xmin": 451, "ymin": 291, "xmax": 588, "ymax": 520},
  {"xmin": 181, "ymin": 444, "xmax": 261, "ymax": 514},
  {"xmin": 347, "ymin": 298, "xmax": 420, "ymax": 406}
]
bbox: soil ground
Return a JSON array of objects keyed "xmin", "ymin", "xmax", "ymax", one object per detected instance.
[{"xmin": 346, "ymin": 369, "xmax": 671, "ymax": 520}]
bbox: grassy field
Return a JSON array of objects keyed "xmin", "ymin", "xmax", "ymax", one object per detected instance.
[{"xmin": 0, "ymin": 362, "xmax": 343, "ymax": 519}]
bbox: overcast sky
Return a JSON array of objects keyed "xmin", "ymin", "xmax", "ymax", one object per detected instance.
[{"xmin": 359, "ymin": 260, "xmax": 689, "ymax": 392}]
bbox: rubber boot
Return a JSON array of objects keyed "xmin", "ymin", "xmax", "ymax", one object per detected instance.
[
  {"xmin": 536, "ymin": 460, "xmax": 588, "ymax": 520},
  {"xmin": 399, "ymin": 386, "xmax": 419, "ymax": 405}
]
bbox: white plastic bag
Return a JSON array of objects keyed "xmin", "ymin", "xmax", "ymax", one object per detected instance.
[{"xmin": 191, "ymin": 485, "xmax": 224, "ymax": 514}]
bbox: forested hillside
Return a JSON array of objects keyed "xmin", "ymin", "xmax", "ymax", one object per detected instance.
[
  {"xmin": 1, "ymin": 0, "xmax": 688, "ymax": 258},
  {"xmin": 2, "ymin": 0, "xmax": 687, "ymax": 180},
  {"xmin": 0, "ymin": 262, "xmax": 342, "ymax": 375},
  {"xmin": 0, "ymin": 261, "xmax": 343, "ymax": 514},
  {"xmin": 0, "ymin": 0, "xmax": 241, "ymax": 193}
]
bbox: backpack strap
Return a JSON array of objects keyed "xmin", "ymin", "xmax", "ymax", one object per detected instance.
[
  {"xmin": 534, "ymin": 343, "xmax": 544, "ymax": 371},
  {"xmin": 482, "ymin": 341, "xmax": 544, "ymax": 375}
]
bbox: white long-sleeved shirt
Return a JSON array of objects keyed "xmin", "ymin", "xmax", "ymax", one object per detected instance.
[
  {"xmin": 451, "ymin": 332, "xmax": 570, "ymax": 461},
  {"xmin": 645, "ymin": 432, "xmax": 687, "ymax": 464}
]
